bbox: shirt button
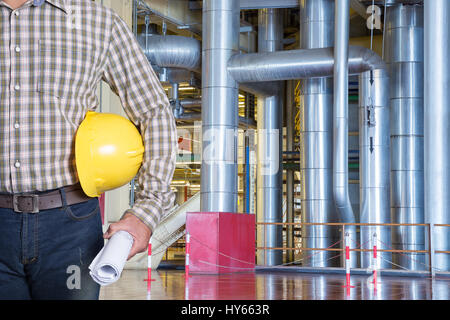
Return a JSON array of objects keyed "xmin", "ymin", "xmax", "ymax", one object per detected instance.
[
  {"xmin": 14, "ymin": 122, "xmax": 20, "ymax": 129},
  {"xmin": 14, "ymin": 11, "xmax": 19, "ymax": 16},
  {"xmin": 15, "ymin": 46, "xmax": 21, "ymax": 53},
  {"xmin": 14, "ymin": 84, "xmax": 20, "ymax": 91},
  {"xmin": 14, "ymin": 161, "xmax": 21, "ymax": 168}
]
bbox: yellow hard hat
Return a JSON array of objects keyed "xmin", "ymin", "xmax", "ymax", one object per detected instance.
[{"xmin": 75, "ymin": 111, "xmax": 145, "ymax": 197}]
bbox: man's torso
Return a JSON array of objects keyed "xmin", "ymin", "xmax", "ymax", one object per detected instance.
[{"xmin": 0, "ymin": 0, "xmax": 114, "ymax": 193}]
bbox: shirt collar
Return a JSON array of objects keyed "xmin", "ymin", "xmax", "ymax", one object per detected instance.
[
  {"xmin": 41, "ymin": 0, "xmax": 69, "ymax": 14},
  {"xmin": 0, "ymin": 0, "xmax": 68, "ymax": 13}
]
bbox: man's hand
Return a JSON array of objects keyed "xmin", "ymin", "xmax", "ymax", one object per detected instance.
[{"xmin": 103, "ymin": 213, "xmax": 152, "ymax": 260}]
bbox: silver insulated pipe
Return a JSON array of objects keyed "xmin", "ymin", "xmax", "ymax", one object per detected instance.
[
  {"xmin": 359, "ymin": 69, "xmax": 391, "ymax": 269},
  {"xmin": 200, "ymin": 0, "xmax": 240, "ymax": 212},
  {"xmin": 334, "ymin": 0, "xmax": 358, "ymax": 267},
  {"xmin": 424, "ymin": 0, "xmax": 450, "ymax": 273},
  {"xmin": 386, "ymin": 4, "xmax": 425, "ymax": 271},
  {"xmin": 256, "ymin": 8, "xmax": 283, "ymax": 266},
  {"xmin": 228, "ymin": 46, "xmax": 385, "ymax": 82},
  {"xmin": 137, "ymin": 34, "xmax": 202, "ymax": 73},
  {"xmin": 298, "ymin": 0, "xmax": 339, "ymax": 268}
]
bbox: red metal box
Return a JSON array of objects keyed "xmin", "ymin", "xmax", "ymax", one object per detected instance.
[{"xmin": 186, "ymin": 212, "xmax": 255, "ymax": 274}]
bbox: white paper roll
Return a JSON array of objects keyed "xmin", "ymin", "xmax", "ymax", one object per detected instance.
[{"xmin": 89, "ymin": 231, "xmax": 134, "ymax": 286}]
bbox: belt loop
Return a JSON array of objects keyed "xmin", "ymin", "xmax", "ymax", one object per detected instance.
[{"xmin": 59, "ymin": 187, "xmax": 69, "ymax": 207}]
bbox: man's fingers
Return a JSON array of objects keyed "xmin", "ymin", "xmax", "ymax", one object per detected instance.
[
  {"xmin": 103, "ymin": 228, "xmax": 111, "ymax": 239},
  {"xmin": 103, "ymin": 223, "xmax": 120, "ymax": 239},
  {"xmin": 127, "ymin": 242, "xmax": 147, "ymax": 261},
  {"xmin": 104, "ymin": 214, "xmax": 151, "ymax": 260}
]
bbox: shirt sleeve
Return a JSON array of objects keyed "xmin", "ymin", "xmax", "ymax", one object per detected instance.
[{"xmin": 101, "ymin": 13, "xmax": 177, "ymax": 234}]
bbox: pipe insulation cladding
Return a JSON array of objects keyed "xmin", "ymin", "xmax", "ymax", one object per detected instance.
[
  {"xmin": 228, "ymin": 46, "xmax": 386, "ymax": 82},
  {"xmin": 359, "ymin": 69, "xmax": 391, "ymax": 269},
  {"xmin": 386, "ymin": 4, "xmax": 426, "ymax": 271},
  {"xmin": 136, "ymin": 34, "xmax": 202, "ymax": 73},
  {"xmin": 298, "ymin": 0, "xmax": 339, "ymax": 268},
  {"xmin": 424, "ymin": 0, "xmax": 450, "ymax": 273},
  {"xmin": 334, "ymin": 0, "xmax": 359, "ymax": 268},
  {"xmin": 200, "ymin": 0, "xmax": 240, "ymax": 213},
  {"xmin": 256, "ymin": 8, "xmax": 284, "ymax": 266}
]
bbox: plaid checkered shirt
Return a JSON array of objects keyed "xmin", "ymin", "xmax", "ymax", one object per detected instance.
[{"xmin": 0, "ymin": 0, "xmax": 177, "ymax": 232}]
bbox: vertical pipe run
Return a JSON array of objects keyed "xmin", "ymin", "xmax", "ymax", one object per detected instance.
[
  {"xmin": 200, "ymin": 0, "xmax": 240, "ymax": 212},
  {"xmin": 424, "ymin": 0, "xmax": 450, "ymax": 272},
  {"xmin": 299, "ymin": 0, "xmax": 339, "ymax": 268},
  {"xmin": 256, "ymin": 8, "xmax": 283, "ymax": 266},
  {"xmin": 333, "ymin": 0, "xmax": 357, "ymax": 267},
  {"xmin": 386, "ymin": 4, "xmax": 425, "ymax": 271},
  {"xmin": 359, "ymin": 69, "xmax": 391, "ymax": 269},
  {"xmin": 171, "ymin": 83, "xmax": 182, "ymax": 118}
]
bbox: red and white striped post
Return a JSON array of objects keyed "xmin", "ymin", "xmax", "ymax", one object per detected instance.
[
  {"xmin": 185, "ymin": 233, "xmax": 191, "ymax": 277},
  {"xmin": 184, "ymin": 276, "xmax": 189, "ymax": 300},
  {"xmin": 144, "ymin": 242, "xmax": 155, "ymax": 282},
  {"xmin": 372, "ymin": 232, "xmax": 378, "ymax": 290},
  {"xmin": 147, "ymin": 281, "xmax": 152, "ymax": 300},
  {"xmin": 343, "ymin": 232, "xmax": 354, "ymax": 292},
  {"xmin": 184, "ymin": 233, "xmax": 191, "ymax": 300}
]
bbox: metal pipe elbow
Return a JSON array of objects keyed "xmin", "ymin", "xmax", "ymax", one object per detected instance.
[
  {"xmin": 137, "ymin": 35, "xmax": 202, "ymax": 73},
  {"xmin": 349, "ymin": 45, "xmax": 387, "ymax": 73}
]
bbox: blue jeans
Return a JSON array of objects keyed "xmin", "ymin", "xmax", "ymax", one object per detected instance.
[{"xmin": 0, "ymin": 188, "xmax": 104, "ymax": 300}]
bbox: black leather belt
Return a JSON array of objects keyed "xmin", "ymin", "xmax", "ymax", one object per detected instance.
[{"xmin": 0, "ymin": 184, "xmax": 93, "ymax": 213}]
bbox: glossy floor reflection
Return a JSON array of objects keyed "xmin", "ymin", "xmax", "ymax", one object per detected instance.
[{"xmin": 99, "ymin": 270, "xmax": 450, "ymax": 300}]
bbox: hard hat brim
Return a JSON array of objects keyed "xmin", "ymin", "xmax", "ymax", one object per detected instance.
[{"xmin": 75, "ymin": 122, "xmax": 100, "ymax": 198}]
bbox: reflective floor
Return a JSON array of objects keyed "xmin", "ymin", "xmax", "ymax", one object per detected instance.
[{"xmin": 99, "ymin": 269, "xmax": 450, "ymax": 300}]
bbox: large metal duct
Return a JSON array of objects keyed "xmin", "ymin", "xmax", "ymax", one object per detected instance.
[
  {"xmin": 386, "ymin": 4, "xmax": 425, "ymax": 271},
  {"xmin": 299, "ymin": 0, "xmax": 339, "ymax": 268},
  {"xmin": 334, "ymin": 0, "xmax": 358, "ymax": 267},
  {"xmin": 228, "ymin": 46, "xmax": 386, "ymax": 82},
  {"xmin": 256, "ymin": 8, "xmax": 283, "ymax": 266},
  {"xmin": 137, "ymin": 34, "xmax": 202, "ymax": 73},
  {"xmin": 359, "ymin": 69, "xmax": 391, "ymax": 269},
  {"xmin": 424, "ymin": 0, "xmax": 450, "ymax": 273},
  {"xmin": 200, "ymin": 0, "xmax": 240, "ymax": 213}
]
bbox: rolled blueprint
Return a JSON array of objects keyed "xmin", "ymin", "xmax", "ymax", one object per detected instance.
[{"xmin": 89, "ymin": 230, "xmax": 134, "ymax": 286}]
